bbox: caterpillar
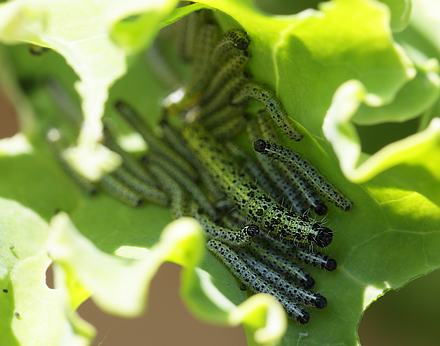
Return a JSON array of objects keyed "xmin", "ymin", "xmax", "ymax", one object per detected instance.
[
  {"xmin": 231, "ymin": 82, "xmax": 303, "ymax": 141},
  {"xmin": 253, "ymin": 139, "xmax": 353, "ymax": 211}
]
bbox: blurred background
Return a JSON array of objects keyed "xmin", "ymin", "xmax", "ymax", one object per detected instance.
[{"xmin": 2, "ymin": 0, "xmax": 440, "ymax": 345}]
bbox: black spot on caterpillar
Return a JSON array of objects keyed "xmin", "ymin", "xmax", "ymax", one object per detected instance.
[{"xmin": 254, "ymin": 139, "xmax": 353, "ymax": 211}]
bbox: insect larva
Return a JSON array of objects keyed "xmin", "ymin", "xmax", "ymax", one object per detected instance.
[
  {"xmin": 225, "ymin": 142, "xmax": 282, "ymax": 202},
  {"xmin": 247, "ymin": 121, "xmax": 309, "ymax": 214},
  {"xmin": 231, "ymin": 82, "xmax": 303, "ymax": 141},
  {"xmin": 253, "ymin": 139, "xmax": 353, "ymax": 211},
  {"xmin": 145, "ymin": 153, "xmax": 217, "ymax": 220},
  {"xmin": 177, "ymin": 10, "xmax": 201, "ymax": 63},
  {"xmin": 198, "ymin": 71, "xmax": 251, "ymax": 118},
  {"xmin": 149, "ymin": 164, "xmax": 185, "ymax": 219},
  {"xmin": 211, "ymin": 113, "xmax": 248, "ymax": 139},
  {"xmin": 182, "ymin": 123, "xmax": 333, "ymax": 247},
  {"xmin": 207, "ymin": 239, "xmax": 310, "ymax": 324},
  {"xmin": 45, "ymin": 78, "xmax": 83, "ymax": 125},
  {"xmin": 99, "ymin": 174, "xmax": 143, "ymax": 207},
  {"xmin": 256, "ymin": 108, "xmax": 280, "ymax": 142},
  {"xmin": 202, "ymin": 105, "xmax": 247, "ymax": 130},
  {"xmin": 146, "ymin": 41, "xmax": 182, "ymax": 91},
  {"xmin": 185, "ymin": 21, "xmax": 220, "ymax": 100},
  {"xmin": 252, "ymin": 114, "xmax": 315, "ymax": 211},
  {"xmin": 28, "ymin": 44, "xmax": 48, "ymax": 56},
  {"xmin": 237, "ymin": 252, "xmax": 327, "ymax": 309},
  {"xmin": 103, "ymin": 123, "xmax": 158, "ymax": 187},
  {"xmin": 46, "ymin": 129, "xmax": 97, "ymax": 196},
  {"xmin": 201, "ymin": 50, "xmax": 251, "ymax": 103},
  {"xmin": 159, "ymin": 119, "xmax": 201, "ymax": 169},
  {"xmin": 260, "ymin": 232, "xmax": 337, "ymax": 271},
  {"xmin": 245, "ymin": 238, "xmax": 315, "ymax": 289},
  {"xmin": 114, "ymin": 100, "xmax": 198, "ymax": 180},
  {"xmin": 266, "ymin": 154, "xmax": 328, "ymax": 215},
  {"xmin": 189, "ymin": 201, "xmax": 258, "ymax": 247},
  {"xmin": 111, "ymin": 166, "xmax": 169, "ymax": 206},
  {"xmin": 211, "ymin": 29, "xmax": 251, "ymax": 67}
]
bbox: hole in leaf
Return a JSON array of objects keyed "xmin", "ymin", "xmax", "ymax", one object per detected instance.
[
  {"xmin": 253, "ymin": 0, "xmax": 328, "ymax": 15},
  {"xmin": 77, "ymin": 262, "xmax": 246, "ymax": 346},
  {"xmin": 0, "ymin": 85, "xmax": 19, "ymax": 139},
  {"xmin": 359, "ymin": 268, "xmax": 440, "ymax": 346},
  {"xmin": 45, "ymin": 263, "xmax": 55, "ymax": 289},
  {"xmin": 355, "ymin": 117, "xmax": 419, "ymax": 155}
]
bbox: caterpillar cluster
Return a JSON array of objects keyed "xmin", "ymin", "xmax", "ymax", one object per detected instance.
[{"xmin": 47, "ymin": 6, "xmax": 353, "ymax": 324}]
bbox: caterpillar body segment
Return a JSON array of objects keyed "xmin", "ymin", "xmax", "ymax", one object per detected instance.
[
  {"xmin": 202, "ymin": 50, "xmax": 251, "ymax": 103},
  {"xmin": 114, "ymin": 100, "xmax": 198, "ymax": 180},
  {"xmin": 181, "ymin": 123, "xmax": 333, "ymax": 247},
  {"xmin": 111, "ymin": 167, "xmax": 169, "ymax": 206},
  {"xmin": 247, "ymin": 121, "xmax": 309, "ymax": 214},
  {"xmin": 254, "ymin": 139, "xmax": 353, "ymax": 211},
  {"xmin": 231, "ymin": 82, "xmax": 303, "ymax": 141},
  {"xmin": 198, "ymin": 71, "xmax": 251, "ymax": 118},
  {"xmin": 206, "ymin": 239, "xmax": 310, "ymax": 324},
  {"xmin": 237, "ymin": 252, "xmax": 327, "ymax": 309},
  {"xmin": 185, "ymin": 21, "xmax": 220, "ymax": 99},
  {"xmin": 211, "ymin": 29, "xmax": 251, "ymax": 67},
  {"xmin": 225, "ymin": 142, "xmax": 281, "ymax": 200},
  {"xmin": 189, "ymin": 201, "xmax": 258, "ymax": 247},
  {"xmin": 260, "ymin": 232, "xmax": 337, "ymax": 271},
  {"xmin": 46, "ymin": 129, "xmax": 97, "ymax": 196},
  {"xmin": 102, "ymin": 123, "xmax": 158, "ymax": 187},
  {"xmin": 149, "ymin": 164, "xmax": 185, "ymax": 219},
  {"xmin": 203, "ymin": 105, "xmax": 247, "ymax": 130},
  {"xmin": 246, "ymin": 239, "xmax": 315, "ymax": 289},
  {"xmin": 100, "ymin": 174, "xmax": 143, "ymax": 207},
  {"xmin": 145, "ymin": 153, "xmax": 217, "ymax": 220}
]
